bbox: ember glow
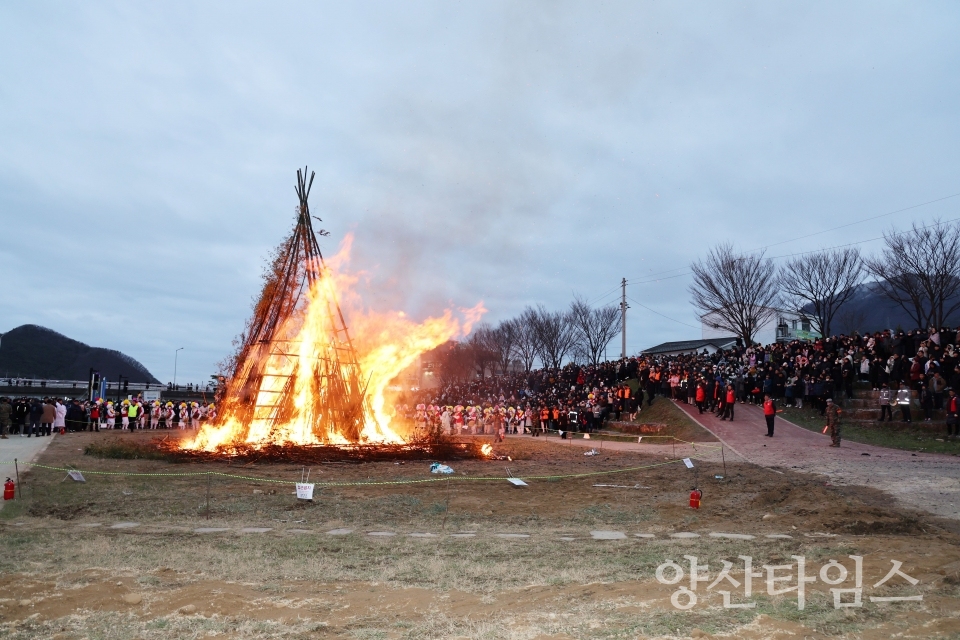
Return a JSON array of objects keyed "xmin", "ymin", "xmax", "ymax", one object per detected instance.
[
  {"xmin": 184, "ymin": 177, "xmax": 483, "ymax": 453},
  {"xmin": 480, "ymin": 443, "xmax": 493, "ymax": 456}
]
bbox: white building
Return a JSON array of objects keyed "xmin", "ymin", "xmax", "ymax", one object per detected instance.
[{"xmin": 701, "ymin": 308, "xmax": 819, "ymax": 346}]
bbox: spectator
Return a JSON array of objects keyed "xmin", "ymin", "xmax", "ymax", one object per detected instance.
[
  {"xmin": 878, "ymin": 383, "xmax": 893, "ymax": 422},
  {"xmin": 41, "ymin": 398, "xmax": 55, "ymax": 436},
  {"xmin": 0, "ymin": 397, "xmax": 10, "ymax": 438}
]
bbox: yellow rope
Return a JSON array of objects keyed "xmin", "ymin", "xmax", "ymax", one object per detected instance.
[{"xmin": 2, "ymin": 458, "xmax": 688, "ymax": 486}]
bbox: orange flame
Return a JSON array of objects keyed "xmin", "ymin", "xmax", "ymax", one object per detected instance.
[
  {"xmin": 480, "ymin": 443, "xmax": 493, "ymax": 456},
  {"xmin": 186, "ymin": 234, "xmax": 484, "ymax": 451}
]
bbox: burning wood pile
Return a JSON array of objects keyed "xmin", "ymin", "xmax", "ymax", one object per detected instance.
[{"xmin": 181, "ymin": 167, "xmax": 483, "ymax": 458}]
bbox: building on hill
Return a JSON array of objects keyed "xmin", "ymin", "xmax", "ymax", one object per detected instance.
[
  {"xmin": 642, "ymin": 337, "xmax": 739, "ymax": 357},
  {"xmin": 701, "ymin": 308, "xmax": 820, "ymax": 345},
  {"xmin": 0, "ymin": 324, "xmax": 159, "ymax": 383}
]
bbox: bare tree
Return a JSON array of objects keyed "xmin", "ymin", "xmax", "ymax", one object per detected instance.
[
  {"xmin": 778, "ymin": 247, "xmax": 863, "ymax": 338},
  {"xmin": 485, "ymin": 321, "xmax": 518, "ymax": 376},
  {"xmin": 511, "ymin": 312, "xmax": 540, "ymax": 373},
  {"xmin": 569, "ymin": 294, "xmax": 621, "ymax": 366},
  {"xmin": 864, "ymin": 220, "xmax": 960, "ymax": 329},
  {"xmin": 689, "ymin": 243, "xmax": 778, "ymax": 346},
  {"xmin": 836, "ymin": 307, "xmax": 868, "ymax": 336},
  {"xmin": 529, "ymin": 304, "xmax": 576, "ymax": 369},
  {"xmin": 435, "ymin": 341, "xmax": 475, "ymax": 384},
  {"xmin": 466, "ymin": 324, "xmax": 497, "ymax": 379}
]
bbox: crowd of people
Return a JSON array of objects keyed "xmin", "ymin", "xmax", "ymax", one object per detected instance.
[
  {"xmin": 0, "ymin": 397, "xmax": 217, "ymax": 437},
  {"xmin": 3, "ymin": 327, "xmax": 959, "ymax": 442},
  {"xmin": 405, "ymin": 327, "xmax": 960, "ymax": 442}
]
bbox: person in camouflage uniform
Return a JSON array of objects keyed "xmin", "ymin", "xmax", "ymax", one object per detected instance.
[
  {"xmin": 825, "ymin": 398, "xmax": 842, "ymax": 447},
  {"xmin": 0, "ymin": 397, "xmax": 10, "ymax": 438}
]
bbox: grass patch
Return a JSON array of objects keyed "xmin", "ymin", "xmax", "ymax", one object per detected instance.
[
  {"xmin": 608, "ymin": 396, "xmax": 718, "ymax": 444},
  {"xmin": 85, "ymin": 439, "xmax": 171, "ymax": 460},
  {"xmin": 780, "ymin": 405, "xmax": 960, "ymax": 454}
]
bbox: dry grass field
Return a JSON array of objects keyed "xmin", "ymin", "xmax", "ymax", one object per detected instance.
[{"xmin": 1, "ymin": 430, "xmax": 959, "ymax": 639}]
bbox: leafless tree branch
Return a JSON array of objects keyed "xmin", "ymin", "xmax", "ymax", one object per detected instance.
[
  {"xmin": 689, "ymin": 243, "xmax": 778, "ymax": 345},
  {"xmin": 778, "ymin": 247, "xmax": 863, "ymax": 337},
  {"xmin": 569, "ymin": 294, "xmax": 621, "ymax": 366},
  {"xmin": 863, "ymin": 219, "xmax": 960, "ymax": 329}
]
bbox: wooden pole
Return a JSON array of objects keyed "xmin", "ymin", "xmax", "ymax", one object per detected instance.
[
  {"xmin": 721, "ymin": 446, "xmax": 727, "ymax": 477},
  {"xmin": 205, "ymin": 473, "xmax": 211, "ymax": 519},
  {"xmin": 14, "ymin": 458, "xmax": 22, "ymax": 500}
]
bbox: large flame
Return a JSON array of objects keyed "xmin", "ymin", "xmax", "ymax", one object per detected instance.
[{"xmin": 185, "ymin": 234, "xmax": 484, "ymax": 451}]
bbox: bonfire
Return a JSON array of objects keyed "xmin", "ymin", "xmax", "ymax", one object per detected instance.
[{"xmin": 182, "ymin": 168, "xmax": 483, "ymax": 457}]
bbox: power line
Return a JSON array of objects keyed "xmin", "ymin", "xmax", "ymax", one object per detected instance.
[
  {"xmin": 764, "ymin": 214, "xmax": 960, "ymax": 262},
  {"xmin": 589, "ymin": 289, "xmax": 623, "ymax": 307},
  {"xmin": 626, "ymin": 295, "xmax": 700, "ymax": 330},
  {"xmin": 626, "ymin": 214, "xmax": 960, "ymax": 286},
  {"xmin": 586, "ymin": 284, "xmax": 622, "ymax": 306},
  {"xmin": 611, "ymin": 215, "xmax": 960, "ymax": 338},
  {"xmin": 754, "ymin": 191, "xmax": 960, "ymax": 252},
  {"xmin": 626, "ymin": 190, "xmax": 960, "ymax": 284}
]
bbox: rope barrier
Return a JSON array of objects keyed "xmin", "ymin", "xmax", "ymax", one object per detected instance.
[
  {"xmin": 537, "ymin": 428, "xmax": 724, "ymax": 451},
  {"xmin": 0, "ymin": 458, "xmax": 688, "ymax": 487}
]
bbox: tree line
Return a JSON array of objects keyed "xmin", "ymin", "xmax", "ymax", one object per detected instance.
[
  {"xmin": 432, "ymin": 296, "xmax": 622, "ymax": 383},
  {"xmin": 690, "ymin": 218, "xmax": 960, "ymax": 345}
]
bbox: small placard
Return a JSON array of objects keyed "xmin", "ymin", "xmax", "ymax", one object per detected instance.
[
  {"xmin": 295, "ymin": 483, "xmax": 315, "ymax": 500},
  {"xmin": 507, "ymin": 478, "xmax": 528, "ymax": 486},
  {"xmin": 682, "ymin": 458, "xmax": 694, "ymax": 469},
  {"xmin": 68, "ymin": 470, "xmax": 86, "ymax": 482}
]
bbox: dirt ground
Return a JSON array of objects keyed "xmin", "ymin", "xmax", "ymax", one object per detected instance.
[{"xmin": 1, "ymin": 431, "xmax": 959, "ymax": 639}]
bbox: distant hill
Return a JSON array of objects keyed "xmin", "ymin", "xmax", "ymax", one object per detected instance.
[
  {"xmin": 0, "ymin": 325, "xmax": 159, "ymax": 383},
  {"xmin": 805, "ymin": 281, "xmax": 960, "ymax": 335}
]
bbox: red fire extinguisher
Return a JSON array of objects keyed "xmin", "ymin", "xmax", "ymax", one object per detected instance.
[
  {"xmin": 689, "ymin": 488, "xmax": 702, "ymax": 509},
  {"xmin": 3, "ymin": 478, "xmax": 14, "ymax": 501}
]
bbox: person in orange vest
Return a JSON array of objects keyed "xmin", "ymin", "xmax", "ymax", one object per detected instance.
[
  {"xmin": 763, "ymin": 394, "xmax": 782, "ymax": 437},
  {"xmin": 720, "ymin": 384, "xmax": 736, "ymax": 421},
  {"xmin": 694, "ymin": 382, "xmax": 706, "ymax": 414}
]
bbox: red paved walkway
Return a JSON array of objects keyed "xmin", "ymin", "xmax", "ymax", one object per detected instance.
[
  {"xmin": 674, "ymin": 399, "xmax": 921, "ymax": 465},
  {"xmin": 672, "ymin": 399, "xmax": 960, "ymax": 520}
]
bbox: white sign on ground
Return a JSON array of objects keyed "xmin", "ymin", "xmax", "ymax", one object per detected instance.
[{"xmin": 295, "ymin": 483, "xmax": 315, "ymax": 500}]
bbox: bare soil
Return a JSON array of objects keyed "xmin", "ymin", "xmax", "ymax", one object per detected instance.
[{"xmin": 1, "ymin": 431, "xmax": 958, "ymax": 639}]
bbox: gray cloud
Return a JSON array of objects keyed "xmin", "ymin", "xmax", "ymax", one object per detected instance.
[{"xmin": 1, "ymin": 1, "xmax": 959, "ymax": 381}]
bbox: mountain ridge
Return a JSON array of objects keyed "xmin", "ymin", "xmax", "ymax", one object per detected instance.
[{"xmin": 0, "ymin": 324, "xmax": 160, "ymax": 383}]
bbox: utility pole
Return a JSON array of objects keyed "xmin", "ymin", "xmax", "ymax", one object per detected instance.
[
  {"xmin": 620, "ymin": 277, "xmax": 628, "ymax": 358},
  {"xmin": 174, "ymin": 347, "xmax": 184, "ymax": 389}
]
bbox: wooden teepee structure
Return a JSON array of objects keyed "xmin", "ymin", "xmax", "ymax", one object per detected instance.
[{"xmin": 218, "ymin": 167, "xmax": 370, "ymax": 443}]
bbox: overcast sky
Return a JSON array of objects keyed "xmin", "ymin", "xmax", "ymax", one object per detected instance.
[{"xmin": 2, "ymin": 2, "xmax": 959, "ymax": 383}]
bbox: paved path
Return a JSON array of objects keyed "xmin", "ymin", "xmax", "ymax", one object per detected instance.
[
  {"xmin": 0, "ymin": 519, "xmax": 838, "ymax": 542},
  {"xmin": 673, "ymin": 400, "xmax": 960, "ymax": 521},
  {"xmin": 0, "ymin": 434, "xmax": 55, "ymax": 487}
]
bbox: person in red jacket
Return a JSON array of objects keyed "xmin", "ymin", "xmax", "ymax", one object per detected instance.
[
  {"xmin": 763, "ymin": 394, "xmax": 780, "ymax": 437},
  {"xmin": 695, "ymin": 383, "xmax": 706, "ymax": 414},
  {"xmin": 720, "ymin": 385, "xmax": 736, "ymax": 421},
  {"xmin": 947, "ymin": 388, "xmax": 959, "ymax": 439}
]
